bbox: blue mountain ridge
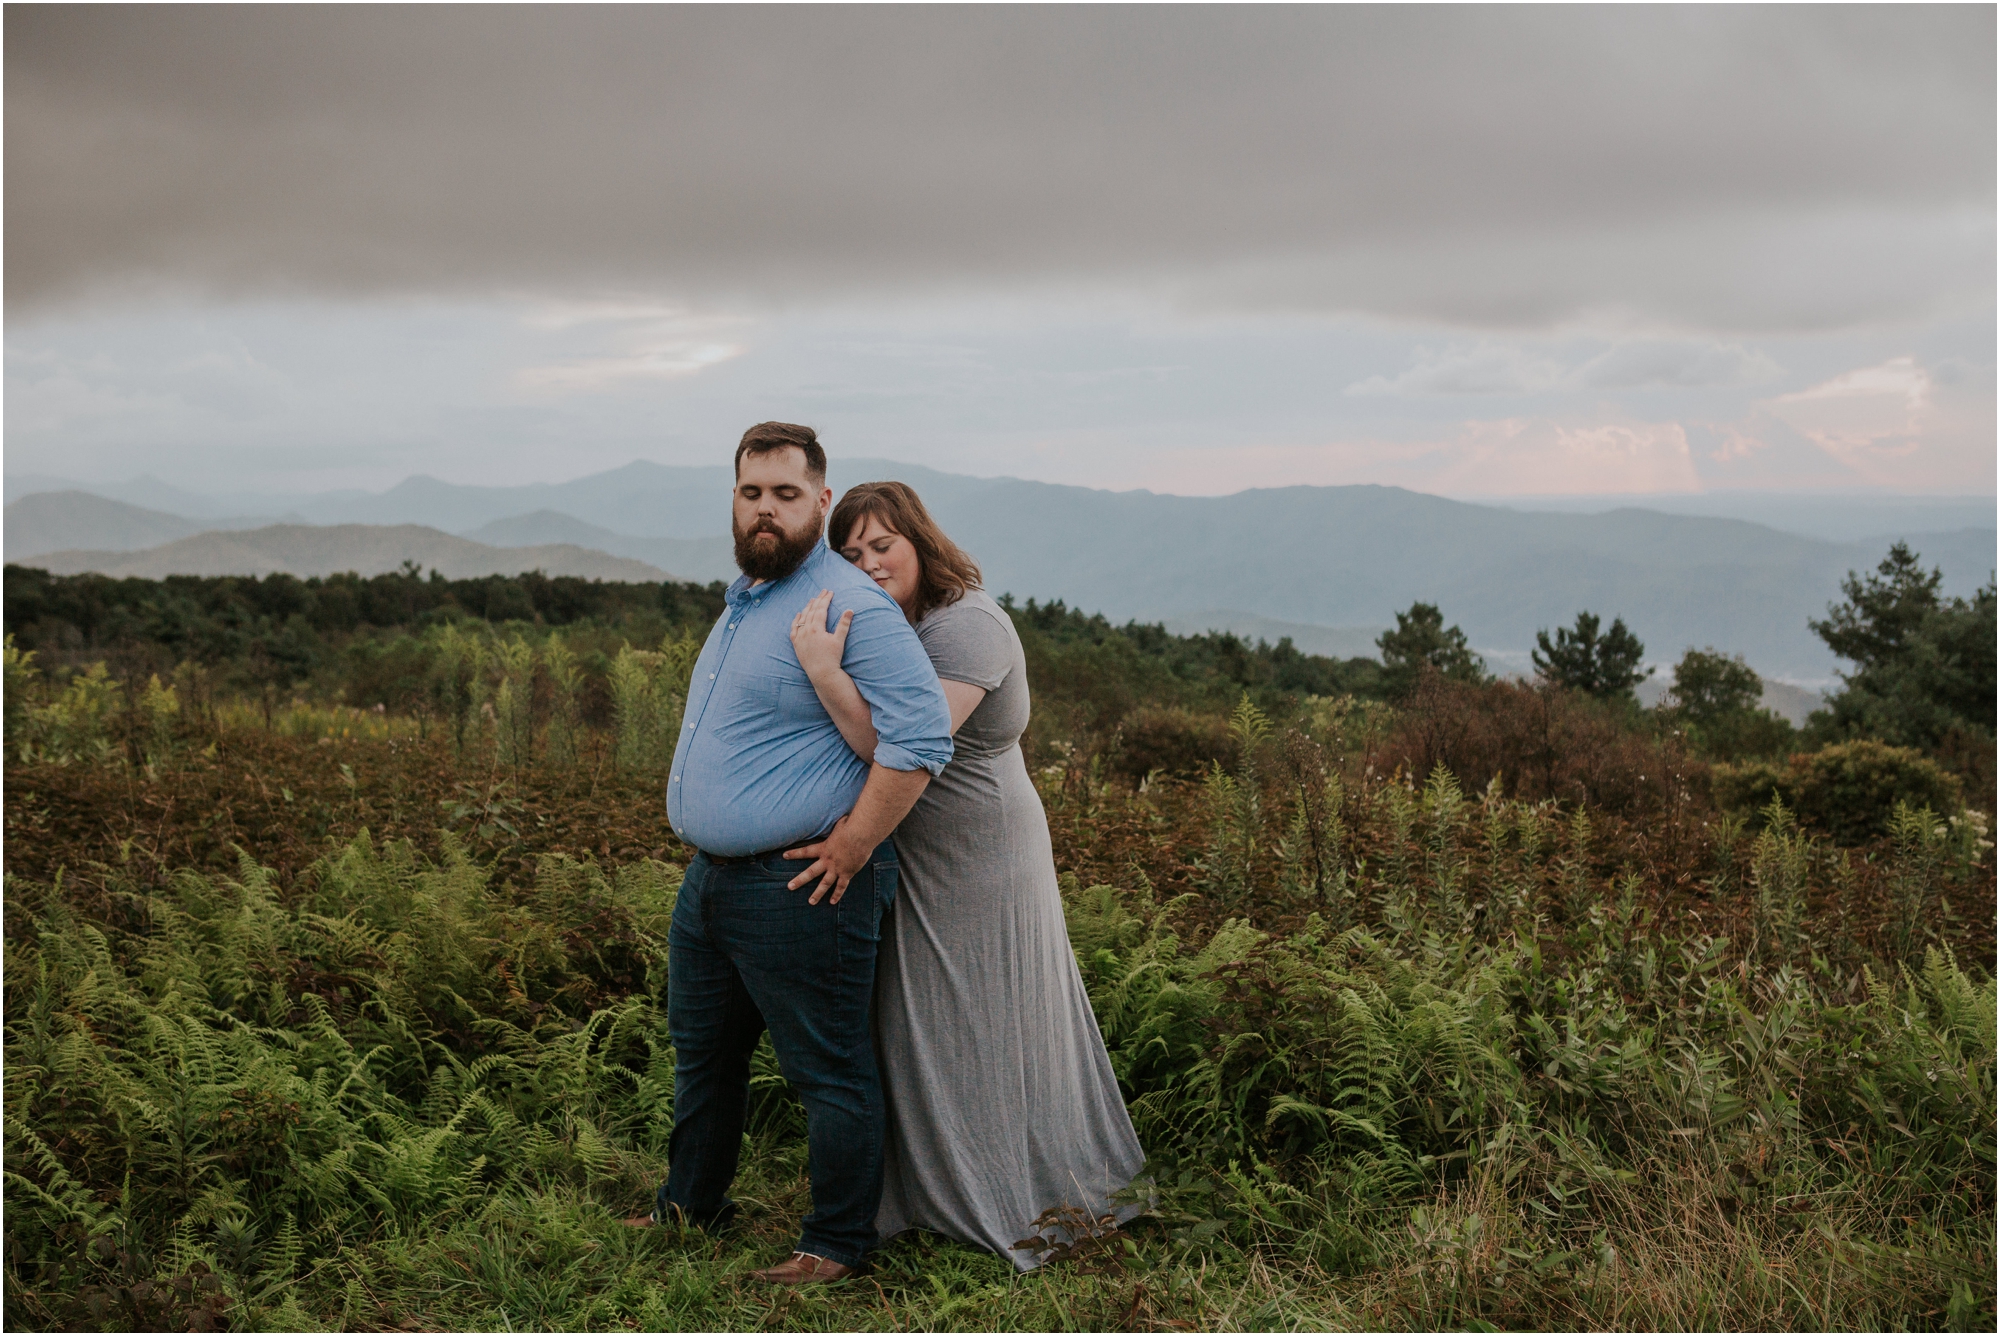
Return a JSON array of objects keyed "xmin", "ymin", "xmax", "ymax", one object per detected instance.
[{"xmin": 7, "ymin": 461, "xmax": 1993, "ymax": 680}]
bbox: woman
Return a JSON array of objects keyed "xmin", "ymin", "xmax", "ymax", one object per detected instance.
[{"xmin": 787, "ymin": 481, "xmax": 1144, "ymax": 1270}]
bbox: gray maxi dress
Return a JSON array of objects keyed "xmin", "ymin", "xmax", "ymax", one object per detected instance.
[{"xmin": 873, "ymin": 589, "xmax": 1146, "ymax": 1269}]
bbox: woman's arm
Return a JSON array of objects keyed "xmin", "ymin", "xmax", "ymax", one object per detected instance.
[
  {"xmin": 941, "ymin": 679, "xmax": 986, "ymax": 735},
  {"xmin": 809, "ymin": 668, "xmax": 982, "ymax": 756},
  {"xmin": 791, "ymin": 590, "xmax": 880, "ymax": 761},
  {"xmin": 794, "ymin": 591, "xmax": 993, "ymax": 759}
]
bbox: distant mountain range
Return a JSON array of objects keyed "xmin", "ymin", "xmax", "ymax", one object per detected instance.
[
  {"xmin": 22, "ymin": 523, "xmax": 669, "ymax": 583},
  {"xmin": 458, "ymin": 510, "xmax": 738, "ymax": 584},
  {"xmin": 3, "ymin": 490, "xmax": 285, "ymax": 560},
  {"xmin": 6, "ymin": 463, "xmax": 1993, "ymax": 680},
  {"xmin": 6, "ymin": 473, "xmax": 372, "ymax": 522},
  {"xmin": 1158, "ymin": 611, "xmax": 1385, "ymax": 659},
  {"xmin": 11, "ymin": 467, "xmax": 1990, "ymax": 545},
  {"xmin": 6, "ymin": 463, "xmax": 737, "ymax": 535},
  {"xmin": 1474, "ymin": 492, "xmax": 1999, "ymax": 544}
]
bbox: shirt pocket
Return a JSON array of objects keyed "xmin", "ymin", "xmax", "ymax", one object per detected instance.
[{"xmin": 773, "ymin": 674, "xmax": 829, "ymax": 726}]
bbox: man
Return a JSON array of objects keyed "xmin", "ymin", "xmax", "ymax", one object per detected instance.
[{"xmin": 628, "ymin": 421, "xmax": 952, "ymax": 1286}]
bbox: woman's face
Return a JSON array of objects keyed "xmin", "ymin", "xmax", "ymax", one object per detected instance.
[{"xmin": 839, "ymin": 513, "xmax": 922, "ymax": 614}]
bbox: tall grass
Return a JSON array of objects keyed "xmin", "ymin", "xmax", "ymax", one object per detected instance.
[{"xmin": 210, "ymin": 700, "xmax": 417, "ymax": 744}]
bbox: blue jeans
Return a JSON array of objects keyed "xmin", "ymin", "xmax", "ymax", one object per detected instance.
[{"xmin": 659, "ymin": 843, "xmax": 898, "ymax": 1267}]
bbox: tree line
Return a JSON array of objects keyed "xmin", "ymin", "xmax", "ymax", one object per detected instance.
[
  {"xmin": 6, "ymin": 539, "xmax": 1991, "ymax": 791},
  {"xmin": 1373, "ymin": 541, "xmax": 1993, "ymax": 771}
]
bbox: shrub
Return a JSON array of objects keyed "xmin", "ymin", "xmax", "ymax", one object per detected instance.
[
  {"xmin": 1681, "ymin": 705, "xmax": 1797, "ymax": 762},
  {"xmin": 2, "ymin": 634, "xmax": 35, "ymax": 744},
  {"xmin": 543, "ymin": 633, "xmax": 585, "ymax": 768},
  {"xmin": 1794, "ymin": 740, "xmax": 1964, "ymax": 842},
  {"xmin": 343, "ymin": 635, "xmax": 440, "ymax": 714},
  {"xmin": 1194, "ymin": 698, "xmax": 1272, "ymax": 906},
  {"xmin": 2, "ymin": 638, "xmax": 124, "ymax": 765},
  {"xmin": 492, "ymin": 635, "xmax": 536, "ymax": 769},
  {"xmin": 609, "ymin": 636, "xmax": 700, "ymax": 774},
  {"xmin": 131, "ymin": 673, "xmax": 180, "ymax": 768},
  {"xmin": 1378, "ymin": 671, "xmax": 1701, "ymax": 815},
  {"xmin": 1711, "ymin": 758, "xmax": 1788, "ymax": 820},
  {"xmin": 1714, "ymin": 739, "xmax": 1964, "ymax": 844},
  {"xmin": 428, "ymin": 623, "xmax": 490, "ymax": 757},
  {"xmin": 1112, "ymin": 705, "xmax": 1237, "ymax": 779}
]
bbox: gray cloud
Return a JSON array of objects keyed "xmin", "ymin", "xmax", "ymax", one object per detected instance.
[
  {"xmin": 1573, "ymin": 341, "xmax": 1782, "ymax": 392},
  {"xmin": 7, "ymin": 7, "xmax": 1992, "ymax": 331},
  {"xmin": 1344, "ymin": 345, "xmax": 1567, "ymax": 397},
  {"xmin": 1346, "ymin": 338, "xmax": 1783, "ymax": 397},
  {"xmin": 1183, "ymin": 205, "xmax": 1993, "ymax": 331}
]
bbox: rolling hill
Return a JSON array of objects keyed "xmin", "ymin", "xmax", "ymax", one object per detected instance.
[
  {"xmin": 3, "ymin": 490, "xmax": 280, "ymax": 561},
  {"xmin": 23, "ymin": 524, "xmax": 673, "ymax": 583},
  {"xmin": 7, "ymin": 461, "xmax": 1993, "ymax": 678},
  {"xmin": 299, "ymin": 462, "xmax": 737, "ymax": 535},
  {"xmin": 461, "ymin": 511, "xmax": 738, "ymax": 583}
]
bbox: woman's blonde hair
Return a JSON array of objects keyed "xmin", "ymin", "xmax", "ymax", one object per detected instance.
[{"xmin": 828, "ymin": 481, "xmax": 982, "ymax": 623}]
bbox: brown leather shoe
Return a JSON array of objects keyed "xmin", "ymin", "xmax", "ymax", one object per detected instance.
[{"xmin": 748, "ymin": 1251, "xmax": 854, "ymax": 1286}]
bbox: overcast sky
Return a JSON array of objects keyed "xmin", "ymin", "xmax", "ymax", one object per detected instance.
[{"xmin": 6, "ymin": 6, "xmax": 1994, "ymax": 498}]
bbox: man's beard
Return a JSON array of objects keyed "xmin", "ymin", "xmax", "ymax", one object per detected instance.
[{"xmin": 733, "ymin": 511, "xmax": 822, "ymax": 582}]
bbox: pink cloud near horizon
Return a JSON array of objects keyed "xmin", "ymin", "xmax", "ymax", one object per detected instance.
[{"xmin": 1119, "ymin": 352, "xmax": 1993, "ymax": 498}]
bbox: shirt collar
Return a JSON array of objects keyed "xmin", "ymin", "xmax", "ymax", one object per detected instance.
[{"xmin": 725, "ymin": 540, "xmax": 829, "ymax": 608}]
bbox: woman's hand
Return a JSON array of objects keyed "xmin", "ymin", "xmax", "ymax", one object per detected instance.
[{"xmin": 790, "ymin": 589, "xmax": 853, "ymax": 681}]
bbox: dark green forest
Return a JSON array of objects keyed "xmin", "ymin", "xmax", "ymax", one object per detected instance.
[{"xmin": 9, "ymin": 538, "xmax": 1989, "ymax": 801}]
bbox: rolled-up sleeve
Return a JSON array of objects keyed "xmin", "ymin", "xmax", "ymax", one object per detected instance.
[{"xmin": 838, "ymin": 596, "xmax": 955, "ymax": 775}]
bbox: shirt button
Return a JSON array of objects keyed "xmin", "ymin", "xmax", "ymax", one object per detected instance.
[{"xmin": 709, "ymin": 673, "xmax": 716, "ymax": 679}]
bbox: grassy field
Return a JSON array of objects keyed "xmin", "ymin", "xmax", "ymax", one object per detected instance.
[{"xmin": 5, "ymin": 681, "xmax": 1994, "ymax": 1331}]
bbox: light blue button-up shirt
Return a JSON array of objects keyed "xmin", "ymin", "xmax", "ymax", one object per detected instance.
[{"xmin": 667, "ymin": 540, "xmax": 954, "ymax": 857}]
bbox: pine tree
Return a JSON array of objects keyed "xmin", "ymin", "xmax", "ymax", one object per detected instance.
[
  {"xmin": 1376, "ymin": 602, "xmax": 1485, "ymax": 697},
  {"xmin": 1809, "ymin": 542, "xmax": 1943, "ymax": 671},
  {"xmin": 1810, "ymin": 543, "xmax": 1996, "ymax": 751},
  {"xmin": 1532, "ymin": 611, "xmax": 1650, "ymax": 699}
]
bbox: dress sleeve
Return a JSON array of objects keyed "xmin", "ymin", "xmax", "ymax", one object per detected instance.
[{"xmin": 918, "ymin": 600, "xmax": 1016, "ymax": 691}]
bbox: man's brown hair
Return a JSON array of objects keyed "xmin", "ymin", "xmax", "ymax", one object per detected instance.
[
  {"xmin": 829, "ymin": 481, "xmax": 982, "ymax": 623},
  {"xmin": 734, "ymin": 421, "xmax": 827, "ymax": 482}
]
